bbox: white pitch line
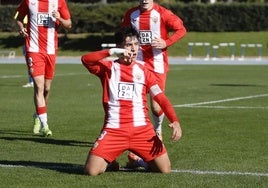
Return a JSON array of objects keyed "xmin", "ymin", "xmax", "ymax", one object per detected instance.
[
  {"xmin": 177, "ymin": 105, "xmax": 268, "ymax": 109},
  {"xmin": 174, "ymin": 94, "xmax": 268, "ymax": 107},
  {"xmin": 0, "ymin": 164, "xmax": 24, "ymax": 168},
  {"xmin": 171, "ymin": 169, "xmax": 268, "ymax": 177},
  {"xmin": 0, "ymin": 75, "xmax": 24, "ymax": 79},
  {"xmin": 1, "ymin": 164, "xmax": 267, "ymax": 177}
]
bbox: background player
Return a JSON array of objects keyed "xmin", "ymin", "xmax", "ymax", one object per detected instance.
[
  {"xmin": 122, "ymin": 0, "xmax": 186, "ymax": 166},
  {"xmin": 15, "ymin": 0, "xmax": 72, "ymax": 136},
  {"xmin": 122, "ymin": 0, "xmax": 186, "ymax": 140},
  {"xmin": 14, "ymin": 12, "xmax": 33, "ymax": 88}
]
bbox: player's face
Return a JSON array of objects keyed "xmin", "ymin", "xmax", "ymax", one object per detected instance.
[
  {"xmin": 139, "ymin": 0, "xmax": 154, "ymax": 11},
  {"xmin": 121, "ymin": 36, "xmax": 139, "ymax": 65}
]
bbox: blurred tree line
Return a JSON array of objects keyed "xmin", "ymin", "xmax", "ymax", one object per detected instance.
[{"xmin": 1, "ymin": 2, "xmax": 266, "ymax": 33}]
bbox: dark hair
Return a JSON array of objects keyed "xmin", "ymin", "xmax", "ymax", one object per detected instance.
[{"xmin": 114, "ymin": 26, "xmax": 139, "ymax": 45}]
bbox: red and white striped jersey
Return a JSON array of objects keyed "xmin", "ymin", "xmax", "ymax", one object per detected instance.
[
  {"xmin": 122, "ymin": 3, "xmax": 186, "ymax": 74},
  {"xmin": 16, "ymin": 0, "xmax": 71, "ymax": 54},
  {"xmin": 82, "ymin": 50, "xmax": 179, "ymax": 129},
  {"xmin": 95, "ymin": 59, "xmax": 157, "ymax": 129}
]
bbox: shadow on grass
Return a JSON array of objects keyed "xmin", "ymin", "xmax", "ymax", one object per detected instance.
[
  {"xmin": 0, "ymin": 160, "xmax": 84, "ymax": 175},
  {"xmin": 0, "ymin": 130, "xmax": 94, "ymax": 147},
  {"xmin": 0, "ymin": 160, "xmax": 147, "ymax": 175}
]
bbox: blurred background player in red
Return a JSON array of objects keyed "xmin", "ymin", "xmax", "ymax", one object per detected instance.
[
  {"xmin": 15, "ymin": 0, "xmax": 72, "ymax": 136},
  {"xmin": 81, "ymin": 26, "xmax": 182, "ymax": 176},
  {"xmin": 14, "ymin": 12, "xmax": 33, "ymax": 88},
  {"xmin": 122, "ymin": 0, "xmax": 186, "ymax": 166},
  {"xmin": 22, "ymin": 44, "xmax": 34, "ymax": 88}
]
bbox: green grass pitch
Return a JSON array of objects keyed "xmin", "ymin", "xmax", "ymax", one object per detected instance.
[{"xmin": 0, "ymin": 63, "xmax": 267, "ymax": 187}]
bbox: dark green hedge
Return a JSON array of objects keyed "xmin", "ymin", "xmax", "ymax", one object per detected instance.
[
  {"xmin": 1, "ymin": 2, "xmax": 267, "ymax": 33},
  {"xmin": 67, "ymin": 2, "xmax": 136, "ymax": 33}
]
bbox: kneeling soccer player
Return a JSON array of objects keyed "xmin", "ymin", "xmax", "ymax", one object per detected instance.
[{"xmin": 81, "ymin": 26, "xmax": 182, "ymax": 176}]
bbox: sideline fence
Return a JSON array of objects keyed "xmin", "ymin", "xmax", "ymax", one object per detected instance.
[
  {"xmin": 187, "ymin": 42, "xmax": 210, "ymax": 61},
  {"xmin": 239, "ymin": 43, "xmax": 263, "ymax": 61},
  {"xmin": 186, "ymin": 42, "xmax": 263, "ymax": 61},
  {"xmin": 0, "ymin": 50, "xmax": 15, "ymax": 58}
]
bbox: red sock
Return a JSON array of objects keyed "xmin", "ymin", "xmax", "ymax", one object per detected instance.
[{"xmin": 36, "ymin": 106, "xmax": 46, "ymax": 115}]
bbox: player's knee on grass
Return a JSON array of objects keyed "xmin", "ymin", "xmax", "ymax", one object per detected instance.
[
  {"xmin": 84, "ymin": 155, "xmax": 108, "ymax": 176},
  {"xmin": 84, "ymin": 163, "xmax": 107, "ymax": 176},
  {"xmin": 148, "ymin": 153, "xmax": 171, "ymax": 173}
]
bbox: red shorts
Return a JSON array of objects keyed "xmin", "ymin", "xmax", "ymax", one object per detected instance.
[
  {"xmin": 26, "ymin": 52, "xmax": 56, "ymax": 79},
  {"xmin": 153, "ymin": 72, "xmax": 166, "ymax": 91},
  {"xmin": 90, "ymin": 123, "xmax": 167, "ymax": 163}
]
